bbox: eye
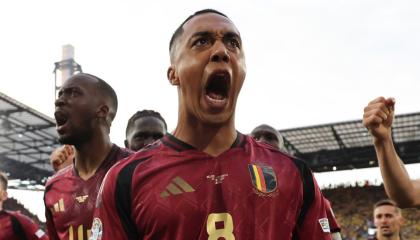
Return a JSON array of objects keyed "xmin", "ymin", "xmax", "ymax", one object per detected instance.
[
  {"xmin": 192, "ymin": 37, "xmax": 210, "ymax": 47},
  {"xmin": 70, "ymin": 88, "xmax": 80, "ymax": 97},
  {"xmin": 225, "ymin": 38, "xmax": 241, "ymax": 49}
]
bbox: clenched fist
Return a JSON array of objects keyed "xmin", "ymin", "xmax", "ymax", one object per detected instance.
[{"xmin": 363, "ymin": 97, "xmax": 395, "ymax": 142}]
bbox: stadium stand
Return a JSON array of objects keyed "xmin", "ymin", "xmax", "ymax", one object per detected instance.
[
  {"xmin": 1, "ymin": 91, "xmax": 419, "ymax": 238},
  {"xmin": 0, "ymin": 91, "xmax": 57, "ymax": 184},
  {"xmin": 280, "ymin": 112, "xmax": 420, "ymax": 172},
  {"xmin": 323, "ymin": 185, "xmax": 420, "ymax": 240}
]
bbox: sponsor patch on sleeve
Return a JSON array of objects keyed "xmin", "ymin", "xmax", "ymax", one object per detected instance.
[
  {"xmin": 89, "ymin": 218, "xmax": 103, "ymax": 240},
  {"xmin": 318, "ymin": 218, "xmax": 330, "ymax": 233},
  {"xmin": 35, "ymin": 229, "xmax": 45, "ymax": 238}
]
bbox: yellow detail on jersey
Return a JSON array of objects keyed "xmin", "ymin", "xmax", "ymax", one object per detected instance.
[
  {"xmin": 53, "ymin": 198, "xmax": 65, "ymax": 213},
  {"xmin": 68, "ymin": 224, "xmax": 91, "ymax": 240},
  {"xmin": 252, "ymin": 165, "xmax": 262, "ymax": 191},
  {"xmin": 160, "ymin": 191, "xmax": 170, "ymax": 198},
  {"xmin": 59, "ymin": 198, "xmax": 65, "ymax": 211},
  {"xmin": 207, "ymin": 213, "xmax": 235, "ymax": 240},
  {"xmin": 78, "ymin": 225, "xmax": 84, "ymax": 239},
  {"xmin": 69, "ymin": 226, "xmax": 74, "ymax": 240},
  {"xmin": 160, "ymin": 176, "xmax": 195, "ymax": 198},
  {"xmin": 167, "ymin": 183, "xmax": 183, "ymax": 195},
  {"xmin": 75, "ymin": 195, "xmax": 89, "ymax": 203},
  {"xmin": 173, "ymin": 176, "xmax": 195, "ymax": 192}
]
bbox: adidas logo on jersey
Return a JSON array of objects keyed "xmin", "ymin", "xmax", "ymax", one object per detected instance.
[
  {"xmin": 160, "ymin": 176, "xmax": 195, "ymax": 198},
  {"xmin": 52, "ymin": 198, "xmax": 65, "ymax": 213}
]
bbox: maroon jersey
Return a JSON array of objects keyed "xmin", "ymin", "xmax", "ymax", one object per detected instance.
[
  {"xmin": 324, "ymin": 199, "xmax": 341, "ymax": 233},
  {"xmin": 91, "ymin": 133, "xmax": 332, "ymax": 240},
  {"xmin": 0, "ymin": 210, "xmax": 48, "ymax": 240},
  {"xmin": 44, "ymin": 144, "xmax": 132, "ymax": 240}
]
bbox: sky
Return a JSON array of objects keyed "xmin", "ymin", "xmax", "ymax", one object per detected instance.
[{"xmin": 0, "ymin": 0, "xmax": 419, "ymax": 146}]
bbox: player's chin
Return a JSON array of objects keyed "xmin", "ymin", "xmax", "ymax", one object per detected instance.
[
  {"xmin": 200, "ymin": 110, "xmax": 234, "ymax": 125},
  {"xmin": 58, "ymin": 134, "xmax": 74, "ymax": 145}
]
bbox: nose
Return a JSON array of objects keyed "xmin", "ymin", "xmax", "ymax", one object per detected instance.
[
  {"xmin": 55, "ymin": 96, "xmax": 65, "ymax": 108},
  {"xmin": 210, "ymin": 41, "xmax": 230, "ymax": 63}
]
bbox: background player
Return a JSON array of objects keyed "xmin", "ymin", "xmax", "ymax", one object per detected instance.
[
  {"xmin": 363, "ymin": 97, "xmax": 420, "ymax": 208},
  {"xmin": 44, "ymin": 73, "xmax": 132, "ymax": 240},
  {"xmin": 250, "ymin": 124, "xmax": 286, "ymax": 151},
  {"xmin": 0, "ymin": 171, "xmax": 48, "ymax": 240},
  {"xmin": 373, "ymin": 199, "xmax": 404, "ymax": 240},
  {"xmin": 124, "ymin": 110, "xmax": 167, "ymax": 151},
  {"xmin": 91, "ymin": 9, "xmax": 331, "ymax": 240},
  {"xmin": 49, "ymin": 145, "xmax": 74, "ymax": 172},
  {"xmin": 251, "ymin": 123, "xmax": 342, "ymax": 240}
]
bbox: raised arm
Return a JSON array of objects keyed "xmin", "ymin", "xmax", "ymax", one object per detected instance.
[{"xmin": 363, "ymin": 97, "xmax": 420, "ymax": 207}]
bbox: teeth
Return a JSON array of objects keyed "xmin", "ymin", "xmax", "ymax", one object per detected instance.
[{"xmin": 208, "ymin": 92, "xmax": 224, "ymax": 100}]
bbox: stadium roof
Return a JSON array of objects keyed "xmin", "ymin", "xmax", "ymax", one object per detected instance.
[
  {"xmin": 280, "ymin": 112, "xmax": 420, "ymax": 172},
  {"xmin": 0, "ymin": 92, "xmax": 57, "ymax": 183},
  {"xmin": 0, "ymin": 90, "xmax": 419, "ymax": 181}
]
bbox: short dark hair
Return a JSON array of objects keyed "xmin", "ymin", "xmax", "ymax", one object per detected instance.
[
  {"xmin": 125, "ymin": 110, "xmax": 167, "ymax": 136},
  {"xmin": 0, "ymin": 171, "xmax": 8, "ymax": 190},
  {"xmin": 169, "ymin": 9, "xmax": 229, "ymax": 53},
  {"xmin": 82, "ymin": 73, "xmax": 118, "ymax": 121},
  {"xmin": 374, "ymin": 199, "xmax": 401, "ymax": 214}
]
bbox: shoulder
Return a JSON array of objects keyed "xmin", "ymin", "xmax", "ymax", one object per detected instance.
[
  {"xmin": 8, "ymin": 211, "xmax": 36, "ymax": 224},
  {"xmin": 114, "ymin": 144, "xmax": 134, "ymax": 159},
  {"xmin": 103, "ymin": 143, "xmax": 158, "ymax": 185},
  {"xmin": 45, "ymin": 164, "xmax": 74, "ymax": 188},
  {"xmin": 245, "ymin": 135, "xmax": 309, "ymax": 170}
]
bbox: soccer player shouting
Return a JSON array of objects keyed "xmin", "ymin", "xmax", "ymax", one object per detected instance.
[
  {"xmin": 44, "ymin": 74, "xmax": 132, "ymax": 240},
  {"xmin": 91, "ymin": 9, "xmax": 331, "ymax": 240}
]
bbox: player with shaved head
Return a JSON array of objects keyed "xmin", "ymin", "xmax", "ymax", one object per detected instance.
[{"xmin": 44, "ymin": 73, "xmax": 132, "ymax": 240}]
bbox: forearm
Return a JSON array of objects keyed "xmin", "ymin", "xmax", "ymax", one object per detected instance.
[{"xmin": 374, "ymin": 137, "xmax": 418, "ymax": 207}]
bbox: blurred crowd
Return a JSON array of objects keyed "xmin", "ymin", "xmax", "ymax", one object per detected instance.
[{"xmin": 323, "ymin": 185, "xmax": 420, "ymax": 240}]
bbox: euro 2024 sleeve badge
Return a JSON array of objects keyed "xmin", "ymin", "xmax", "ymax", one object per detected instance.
[{"xmin": 89, "ymin": 218, "xmax": 103, "ymax": 240}]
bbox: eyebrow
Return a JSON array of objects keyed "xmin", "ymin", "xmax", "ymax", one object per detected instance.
[
  {"xmin": 190, "ymin": 31, "xmax": 241, "ymax": 40},
  {"xmin": 223, "ymin": 31, "xmax": 241, "ymax": 41},
  {"xmin": 190, "ymin": 31, "xmax": 214, "ymax": 40}
]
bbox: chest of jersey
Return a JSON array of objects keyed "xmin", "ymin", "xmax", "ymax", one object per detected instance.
[
  {"xmin": 132, "ymin": 147, "xmax": 303, "ymax": 239},
  {"xmin": 45, "ymin": 174, "xmax": 102, "ymax": 240}
]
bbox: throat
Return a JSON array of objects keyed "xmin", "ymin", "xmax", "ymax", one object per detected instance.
[{"xmin": 173, "ymin": 122, "xmax": 237, "ymax": 157}]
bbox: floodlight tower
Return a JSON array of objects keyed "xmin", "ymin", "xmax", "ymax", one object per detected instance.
[{"xmin": 53, "ymin": 45, "xmax": 83, "ymax": 100}]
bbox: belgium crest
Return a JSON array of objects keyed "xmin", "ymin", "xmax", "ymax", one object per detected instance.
[{"xmin": 248, "ymin": 164, "xmax": 277, "ymax": 193}]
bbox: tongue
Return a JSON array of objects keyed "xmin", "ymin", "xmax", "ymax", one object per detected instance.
[{"xmin": 208, "ymin": 92, "xmax": 224, "ymax": 100}]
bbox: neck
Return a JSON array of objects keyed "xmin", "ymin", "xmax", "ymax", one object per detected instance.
[
  {"xmin": 74, "ymin": 132, "xmax": 113, "ymax": 180},
  {"xmin": 0, "ymin": 202, "xmax": 3, "ymax": 211},
  {"xmin": 173, "ymin": 115, "xmax": 237, "ymax": 157}
]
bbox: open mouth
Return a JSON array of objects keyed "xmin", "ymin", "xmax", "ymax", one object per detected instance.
[
  {"xmin": 205, "ymin": 71, "xmax": 231, "ymax": 101},
  {"xmin": 54, "ymin": 111, "xmax": 68, "ymax": 127}
]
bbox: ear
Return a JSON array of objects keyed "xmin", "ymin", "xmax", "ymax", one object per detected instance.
[
  {"xmin": 124, "ymin": 139, "xmax": 129, "ymax": 149},
  {"xmin": 1, "ymin": 190, "xmax": 8, "ymax": 201},
  {"xmin": 96, "ymin": 104, "xmax": 109, "ymax": 119},
  {"xmin": 167, "ymin": 66, "xmax": 179, "ymax": 86},
  {"xmin": 398, "ymin": 216, "xmax": 405, "ymax": 226}
]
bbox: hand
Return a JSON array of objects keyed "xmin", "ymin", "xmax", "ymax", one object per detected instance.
[
  {"xmin": 363, "ymin": 97, "xmax": 395, "ymax": 141},
  {"xmin": 63, "ymin": 145, "xmax": 74, "ymax": 158}
]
